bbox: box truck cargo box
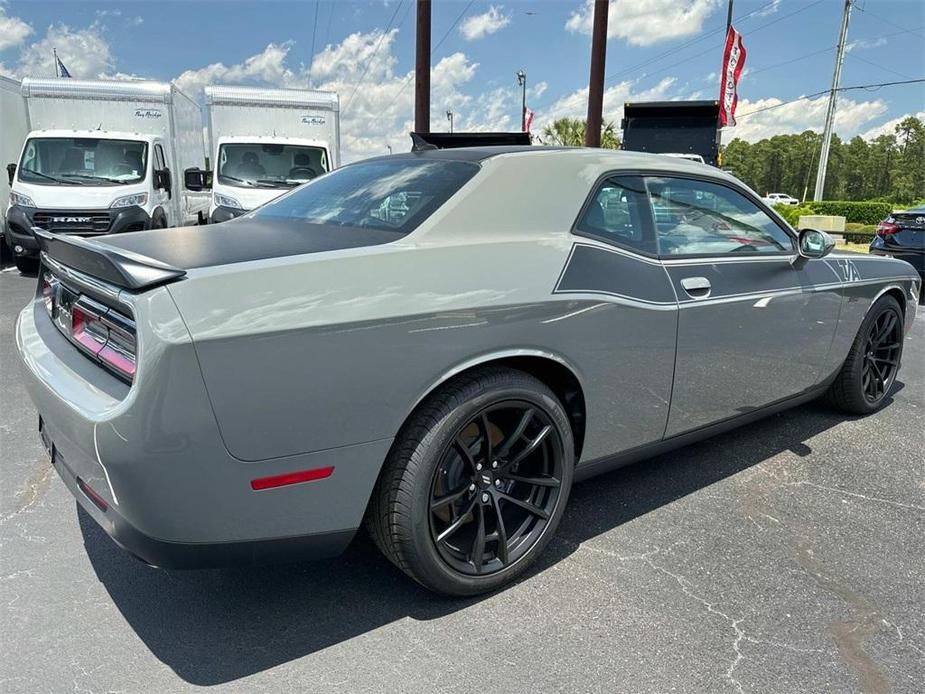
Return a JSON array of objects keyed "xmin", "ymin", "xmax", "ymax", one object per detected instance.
[
  {"xmin": 202, "ymin": 85, "xmax": 340, "ymax": 222},
  {"xmin": 4, "ymin": 78, "xmax": 208, "ymax": 270}
]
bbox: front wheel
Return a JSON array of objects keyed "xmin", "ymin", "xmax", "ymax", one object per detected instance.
[
  {"xmin": 825, "ymin": 294, "xmax": 904, "ymax": 414},
  {"xmin": 367, "ymin": 367, "xmax": 574, "ymax": 596}
]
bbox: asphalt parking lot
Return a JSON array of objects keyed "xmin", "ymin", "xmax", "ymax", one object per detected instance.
[{"xmin": 1, "ymin": 266, "xmax": 923, "ymax": 694}]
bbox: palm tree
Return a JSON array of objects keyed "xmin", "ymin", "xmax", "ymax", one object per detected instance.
[{"xmin": 539, "ymin": 117, "xmax": 620, "ymax": 148}]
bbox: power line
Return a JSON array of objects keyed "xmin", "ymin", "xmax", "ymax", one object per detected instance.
[
  {"xmin": 854, "ymin": 4, "xmax": 925, "ymax": 40},
  {"xmin": 600, "ymin": 0, "xmax": 782, "ymax": 86},
  {"xmin": 531, "ymin": 0, "xmax": 826, "ymax": 115},
  {"xmin": 385, "ymin": 0, "xmax": 476, "ymax": 115},
  {"xmin": 342, "ymin": 0, "xmax": 406, "ymax": 114},
  {"xmin": 736, "ymin": 78, "xmax": 925, "ymax": 119},
  {"xmin": 307, "ymin": 0, "xmax": 320, "ymax": 87},
  {"xmin": 846, "ymin": 51, "xmax": 916, "ymax": 81}
]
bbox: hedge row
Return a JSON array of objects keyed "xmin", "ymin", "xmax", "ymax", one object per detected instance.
[
  {"xmin": 772, "ymin": 201, "xmax": 893, "ymax": 226},
  {"xmin": 804, "ymin": 201, "xmax": 893, "ymax": 225},
  {"xmin": 844, "ymin": 232, "xmax": 876, "ymax": 245}
]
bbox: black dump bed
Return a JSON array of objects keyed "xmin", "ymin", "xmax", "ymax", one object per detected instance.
[
  {"xmin": 621, "ymin": 100, "xmax": 721, "ymax": 166},
  {"xmin": 411, "ymin": 131, "xmax": 531, "ymax": 150}
]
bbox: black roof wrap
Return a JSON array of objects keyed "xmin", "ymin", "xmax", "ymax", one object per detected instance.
[{"xmin": 98, "ymin": 218, "xmax": 403, "ymax": 270}]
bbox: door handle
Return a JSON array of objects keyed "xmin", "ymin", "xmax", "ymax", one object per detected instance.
[{"xmin": 680, "ymin": 276, "xmax": 712, "ymax": 298}]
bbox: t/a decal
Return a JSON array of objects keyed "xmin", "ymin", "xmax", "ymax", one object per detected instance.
[{"xmin": 837, "ymin": 258, "xmax": 862, "ymax": 283}]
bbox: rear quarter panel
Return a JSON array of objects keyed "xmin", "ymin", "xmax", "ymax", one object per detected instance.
[{"xmin": 166, "ymin": 153, "xmax": 680, "ymax": 464}]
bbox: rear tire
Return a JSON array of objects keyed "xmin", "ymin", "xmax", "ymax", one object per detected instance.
[
  {"xmin": 825, "ymin": 295, "xmax": 904, "ymax": 414},
  {"xmin": 367, "ymin": 367, "xmax": 574, "ymax": 596}
]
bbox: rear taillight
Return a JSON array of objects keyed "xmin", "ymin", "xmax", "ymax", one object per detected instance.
[
  {"xmin": 41, "ymin": 271, "xmax": 56, "ymax": 314},
  {"xmin": 42, "ymin": 271, "xmax": 137, "ymax": 383},
  {"xmin": 877, "ymin": 220, "xmax": 900, "ymax": 236},
  {"xmin": 70, "ymin": 299, "xmax": 137, "ymax": 381}
]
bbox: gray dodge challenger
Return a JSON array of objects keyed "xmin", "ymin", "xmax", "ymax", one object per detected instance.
[{"xmin": 17, "ymin": 147, "xmax": 920, "ymax": 595}]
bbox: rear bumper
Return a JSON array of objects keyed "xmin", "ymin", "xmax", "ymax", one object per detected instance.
[
  {"xmin": 46, "ymin": 428, "xmax": 354, "ymax": 569},
  {"xmin": 16, "ymin": 295, "xmax": 391, "ymax": 568},
  {"xmin": 4, "ymin": 205, "xmax": 151, "ymax": 258}
]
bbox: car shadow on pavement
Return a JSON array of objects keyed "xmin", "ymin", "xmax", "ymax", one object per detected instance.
[{"xmin": 79, "ymin": 394, "xmax": 899, "ymax": 686}]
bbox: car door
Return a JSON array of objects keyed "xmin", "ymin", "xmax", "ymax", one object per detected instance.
[
  {"xmin": 645, "ymin": 175, "xmax": 841, "ymax": 437},
  {"xmin": 152, "ymin": 143, "xmax": 172, "ymax": 222}
]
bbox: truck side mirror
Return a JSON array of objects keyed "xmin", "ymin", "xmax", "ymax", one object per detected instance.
[
  {"xmin": 6, "ymin": 163, "xmax": 15, "ymax": 187},
  {"xmin": 184, "ymin": 168, "xmax": 211, "ymax": 192}
]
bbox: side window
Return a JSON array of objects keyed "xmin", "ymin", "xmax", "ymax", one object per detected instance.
[
  {"xmin": 575, "ymin": 176, "xmax": 656, "ymax": 255},
  {"xmin": 154, "ymin": 144, "xmax": 166, "ymax": 171},
  {"xmin": 646, "ymin": 177, "xmax": 793, "ymax": 256}
]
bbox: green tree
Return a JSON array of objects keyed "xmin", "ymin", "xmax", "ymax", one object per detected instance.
[
  {"xmin": 720, "ymin": 116, "xmax": 924, "ymax": 203},
  {"xmin": 540, "ymin": 117, "xmax": 620, "ymax": 148}
]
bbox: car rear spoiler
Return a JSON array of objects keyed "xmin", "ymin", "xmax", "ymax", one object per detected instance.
[
  {"xmin": 33, "ymin": 228, "xmax": 186, "ymax": 291},
  {"xmin": 410, "ymin": 131, "xmax": 531, "ymax": 151}
]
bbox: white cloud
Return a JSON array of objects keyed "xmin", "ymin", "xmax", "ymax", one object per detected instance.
[
  {"xmin": 860, "ymin": 111, "xmax": 925, "ymax": 140},
  {"xmin": 846, "ymin": 37, "xmax": 888, "ymax": 52},
  {"xmin": 16, "ymin": 23, "xmax": 114, "ymax": 78},
  {"xmin": 755, "ymin": 0, "xmax": 781, "ymax": 18},
  {"xmin": 175, "ymin": 42, "xmax": 297, "ymax": 96},
  {"xmin": 726, "ymin": 94, "xmax": 889, "ymax": 142},
  {"xmin": 534, "ymin": 76, "xmax": 678, "ymax": 136},
  {"xmin": 566, "ymin": 0, "xmax": 720, "ymax": 47},
  {"xmin": 460, "ymin": 6, "xmax": 511, "ymax": 41},
  {"xmin": 0, "ymin": 6, "xmax": 32, "ymax": 51}
]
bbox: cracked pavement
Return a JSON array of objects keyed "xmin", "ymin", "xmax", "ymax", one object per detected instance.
[{"xmin": 1, "ymin": 267, "xmax": 923, "ymax": 693}]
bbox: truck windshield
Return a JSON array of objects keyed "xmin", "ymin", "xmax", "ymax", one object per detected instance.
[
  {"xmin": 18, "ymin": 138, "xmax": 147, "ymax": 185},
  {"xmin": 217, "ymin": 143, "xmax": 329, "ymax": 189},
  {"xmin": 251, "ymin": 158, "xmax": 479, "ymax": 235}
]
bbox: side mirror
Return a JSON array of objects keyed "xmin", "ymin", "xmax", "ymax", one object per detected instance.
[
  {"xmin": 6, "ymin": 163, "xmax": 16, "ymax": 187},
  {"xmin": 183, "ymin": 168, "xmax": 212, "ymax": 192},
  {"xmin": 797, "ymin": 228, "xmax": 835, "ymax": 259}
]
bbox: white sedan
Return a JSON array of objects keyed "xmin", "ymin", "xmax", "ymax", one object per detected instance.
[{"xmin": 762, "ymin": 192, "xmax": 800, "ymax": 206}]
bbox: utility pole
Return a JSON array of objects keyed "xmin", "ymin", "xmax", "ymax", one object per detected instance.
[
  {"xmin": 584, "ymin": 0, "xmax": 609, "ymax": 147},
  {"xmin": 415, "ymin": 0, "xmax": 431, "ymax": 133},
  {"xmin": 814, "ymin": 0, "xmax": 852, "ymax": 201},
  {"xmin": 516, "ymin": 69, "xmax": 527, "ymax": 131},
  {"xmin": 446, "ymin": 110, "xmax": 454, "ymax": 133}
]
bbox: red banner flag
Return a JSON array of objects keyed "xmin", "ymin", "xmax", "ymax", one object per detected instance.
[{"xmin": 719, "ymin": 25, "xmax": 746, "ymax": 127}]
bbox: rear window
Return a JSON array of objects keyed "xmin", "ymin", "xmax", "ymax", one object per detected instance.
[{"xmin": 251, "ymin": 158, "xmax": 479, "ymax": 235}]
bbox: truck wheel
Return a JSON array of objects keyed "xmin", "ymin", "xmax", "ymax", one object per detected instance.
[
  {"xmin": 825, "ymin": 295, "xmax": 904, "ymax": 414},
  {"xmin": 14, "ymin": 256, "xmax": 38, "ymax": 275},
  {"xmin": 151, "ymin": 211, "xmax": 168, "ymax": 229},
  {"xmin": 367, "ymin": 366, "xmax": 574, "ymax": 596}
]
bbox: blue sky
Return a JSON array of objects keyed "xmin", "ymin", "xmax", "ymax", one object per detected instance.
[{"xmin": 1, "ymin": 0, "xmax": 923, "ymax": 160}]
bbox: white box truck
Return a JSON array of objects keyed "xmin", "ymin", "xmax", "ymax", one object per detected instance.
[
  {"xmin": 202, "ymin": 85, "xmax": 339, "ymax": 223},
  {"xmin": 4, "ymin": 78, "xmax": 208, "ymax": 272},
  {"xmin": 1, "ymin": 75, "xmax": 29, "ymax": 265}
]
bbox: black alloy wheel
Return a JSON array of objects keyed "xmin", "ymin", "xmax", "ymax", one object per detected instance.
[
  {"xmin": 429, "ymin": 402, "xmax": 564, "ymax": 576},
  {"xmin": 861, "ymin": 308, "xmax": 902, "ymax": 403},
  {"xmin": 826, "ymin": 294, "xmax": 904, "ymax": 414},
  {"xmin": 366, "ymin": 366, "xmax": 574, "ymax": 595}
]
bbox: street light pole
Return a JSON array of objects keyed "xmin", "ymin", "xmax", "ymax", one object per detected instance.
[
  {"xmin": 446, "ymin": 110, "xmax": 454, "ymax": 133},
  {"xmin": 516, "ymin": 69, "xmax": 527, "ymax": 132}
]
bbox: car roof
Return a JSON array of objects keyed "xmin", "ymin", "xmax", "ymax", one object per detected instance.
[{"xmin": 362, "ymin": 145, "xmax": 719, "ymax": 170}]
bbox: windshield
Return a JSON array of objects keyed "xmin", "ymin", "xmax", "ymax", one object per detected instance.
[
  {"xmin": 251, "ymin": 158, "xmax": 479, "ymax": 235},
  {"xmin": 18, "ymin": 137, "xmax": 147, "ymax": 186},
  {"xmin": 217, "ymin": 143, "xmax": 329, "ymax": 189}
]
